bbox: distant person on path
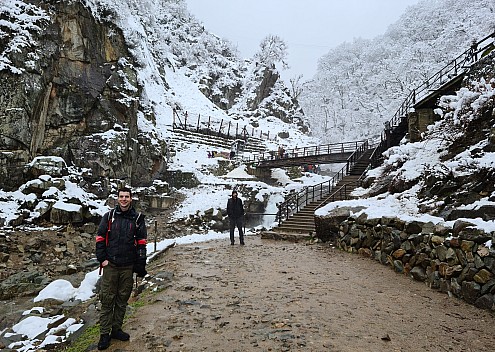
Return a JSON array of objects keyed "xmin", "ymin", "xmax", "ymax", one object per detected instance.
[
  {"xmin": 95, "ymin": 187, "xmax": 148, "ymax": 350},
  {"xmin": 230, "ymin": 141, "xmax": 239, "ymax": 160},
  {"xmin": 227, "ymin": 190, "xmax": 245, "ymax": 245}
]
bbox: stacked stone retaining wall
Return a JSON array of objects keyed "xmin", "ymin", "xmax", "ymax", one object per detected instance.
[{"xmin": 331, "ymin": 215, "xmax": 495, "ymax": 310}]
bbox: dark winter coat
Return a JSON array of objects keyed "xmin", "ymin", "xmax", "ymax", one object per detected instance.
[
  {"xmin": 227, "ymin": 197, "xmax": 244, "ymax": 219},
  {"xmin": 95, "ymin": 206, "xmax": 147, "ymax": 267}
]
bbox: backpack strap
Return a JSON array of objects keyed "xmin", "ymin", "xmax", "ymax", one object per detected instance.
[
  {"xmin": 134, "ymin": 212, "xmax": 142, "ymax": 246},
  {"xmin": 106, "ymin": 209, "xmax": 115, "ymax": 247},
  {"xmin": 134, "ymin": 212, "xmax": 148, "ymax": 248}
]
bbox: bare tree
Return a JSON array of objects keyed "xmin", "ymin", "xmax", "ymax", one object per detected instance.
[{"xmin": 289, "ymin": 74, "xmax": 304, "ymax": 99}]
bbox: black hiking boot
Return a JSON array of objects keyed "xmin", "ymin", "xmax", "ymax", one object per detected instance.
[
  {"xmin": 111, "ymin": 329, "xmax": 130, "ymax": 341},
  {"xmin": 97, "ymin": 334, "xmax": 111, "ymax": 350}
]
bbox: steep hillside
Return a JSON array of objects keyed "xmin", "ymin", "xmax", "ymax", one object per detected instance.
[
  {"xmin": 370, "ymin": 52, "xmax": 495, "ymax": 218},
  {"xmin": 301, "ymin": 0, "xmax": 495, "ymax": 143},
  {"xmin": 317, "ymin": 51, "xmax": 495, "ymax": 229}
]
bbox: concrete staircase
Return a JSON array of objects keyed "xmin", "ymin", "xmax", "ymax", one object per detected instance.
[
  {"xmin": 274, "ymin": 174, "xmax": 361, "ymax": 234},
  {"xmin": 349, "ymin": 148, "xmax": 373, "ymax": 175}
]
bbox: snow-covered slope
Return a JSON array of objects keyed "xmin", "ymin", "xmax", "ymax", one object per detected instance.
[{"xmin": 301, "ymin": 0, "xmax": 495, "ymax": 143}]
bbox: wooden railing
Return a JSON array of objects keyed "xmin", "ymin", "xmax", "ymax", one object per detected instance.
[{"xmin": 172, "ymin": 109, "xmax": 274, "ymax": 142}]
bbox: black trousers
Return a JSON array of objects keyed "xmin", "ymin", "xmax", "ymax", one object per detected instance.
[{"xmin": 229, "ymin": 217, "xmax": 244, "ymax": 244}]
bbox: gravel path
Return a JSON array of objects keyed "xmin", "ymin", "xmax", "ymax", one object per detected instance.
[{"xmin": 102, "ymin": 235, "xmax": 495, "ymax": 352}]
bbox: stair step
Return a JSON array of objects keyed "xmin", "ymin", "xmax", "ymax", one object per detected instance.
[
  {"xmin": 295, "ymin": 209, "xmax": 318, "ymax": 213},
  {"xmin": 277, "ymin": 219, "xmax": 315, "ymax": 224},
  {"xmin": 275, "ymin": 175, "xmax": 363, "ymax": 232},
  {"xmin": 274, "ymin": 226, "xmax": 315, "ymax": 233},
  {"xmin": 287, "ymin": 214, "xmax": 314, "ymax": 219},
  {"xmin": 287, "ymin": 213, "xmax": 314, "ymax": 218}
]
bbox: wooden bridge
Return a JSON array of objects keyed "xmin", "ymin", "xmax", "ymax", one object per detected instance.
[{"xmin": 172, "ymin": 109, "xmax": 275, "ymax": 142}]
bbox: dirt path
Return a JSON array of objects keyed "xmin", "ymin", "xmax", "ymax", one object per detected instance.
[{"xmin": 103, "ymin": 235, "xmax": 495, "ymax": 352}]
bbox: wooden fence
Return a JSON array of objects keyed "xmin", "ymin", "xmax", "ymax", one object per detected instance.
[{"xmin": 172, "ymin": 109, "xmax": 274, "ymax": 141}]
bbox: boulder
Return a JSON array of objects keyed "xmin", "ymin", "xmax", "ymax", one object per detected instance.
[
  {"xmin": 461, "ymin": 281, "xmax": 481, "ymax": 304},
  {"xmin": 474, "ymin": 294, "xmax": 494, "ymax": 310},
  {"xmin": 410, "ymin": 266, "xmax": 426, "ymax": 281},
  {"xmin": 25, "ymin": 156, "xmax": 68, "ymax": 178},
  {"xmin": 50, "ymin": 202, "xmax": 83, "ymax": 224},
  {"xmin": 0, "ymin": 271, "xmax": 50, "ymax": 300},
  {"xmin": 146, "ymin": 195, "xmax": 175, "ymax": 209}
]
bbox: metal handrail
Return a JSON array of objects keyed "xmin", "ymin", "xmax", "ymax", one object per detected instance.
[
  {"xmin": 372, "ymin": 31, "xmax": 495, "ymax": 166},
  {"xmin": 385, "ymin": 31, "xmax": 495, "ymax": 131},
  {"xmin": 244, "ymin": 140, "xmax": 368, "ymax": 164},
  {"xmin": 314, "ymin": 163, "xmax": 370, "ymax": 211},
  {"xmin": 369, "ymin": 138, "xmax": 389, "ymax": 168},
  {"xmin": 316, "ymin": 183, "xmax": 354, "ymax": 208},
  {"xmin": 275, "ymin": 140, "xmax": 370, "ymax": 224}
]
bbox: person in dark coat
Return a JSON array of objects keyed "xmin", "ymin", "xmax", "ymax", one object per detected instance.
[
  {"xmin": 226, "ymin": 190, "xmax": 245, "ymax": 245},
  {"xmin": 95, "ymin": 187, "xmax": 147, "ymax": 350}
]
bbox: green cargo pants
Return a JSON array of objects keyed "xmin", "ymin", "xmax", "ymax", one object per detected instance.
[{"xmin": 99, "ymin": 263, "xmax": 134, "ymax": 335}]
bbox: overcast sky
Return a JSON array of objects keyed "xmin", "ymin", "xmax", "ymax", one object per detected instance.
[{"xmin": 185, "ymin": 0, "xmax": 420, "ymax": 82}]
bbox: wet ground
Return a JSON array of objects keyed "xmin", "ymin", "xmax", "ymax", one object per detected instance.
[{"xmin": 100, "ymin": 234, "xmax": 495, "ymax": 352}]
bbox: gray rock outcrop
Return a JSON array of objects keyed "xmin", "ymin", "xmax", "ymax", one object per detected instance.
[{"xmin": 0, "ymin": 1, "xmax": 167, "ymax": 191}]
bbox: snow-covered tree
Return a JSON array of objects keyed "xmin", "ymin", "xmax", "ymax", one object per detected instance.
[
  {"xmin": 300, "ymin": 0, "xmax": 495, "ymax": 144},
  {"xmin": 254, "ymin": 34, "xmax": 289, "ymax": 69},
  {"xmin": 289, "ymin": 74, "xmax": 304, "ymax": 100}
]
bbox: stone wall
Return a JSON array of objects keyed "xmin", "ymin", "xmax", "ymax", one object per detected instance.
[
  {"xmin": 322, "ymin": 213, "xmax": 495, "ymax": 310},
  {"xmin": 408, "ymin": 108, "xmax": 438, "ymax": 142}
]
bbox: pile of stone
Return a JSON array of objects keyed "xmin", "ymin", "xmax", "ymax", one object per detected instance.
[{"xmin": 0, "ymin": 224, "xmax": 99, "ymax": 301}]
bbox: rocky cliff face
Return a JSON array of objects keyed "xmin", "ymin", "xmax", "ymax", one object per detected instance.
[
  {"xmin": 0, "ymin": 1, "xmax": 167, "ymax": 191},
  {"xmin": 0, "ymin": 0, "xmax": 306, "ymax": 194},
  {"xmin": 228, "ymin": 64, "xmax": 309, "ymax": 136},
  {"xmin": 0, "ymin": 0, "xmax": 309, "ymax": 227}
]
